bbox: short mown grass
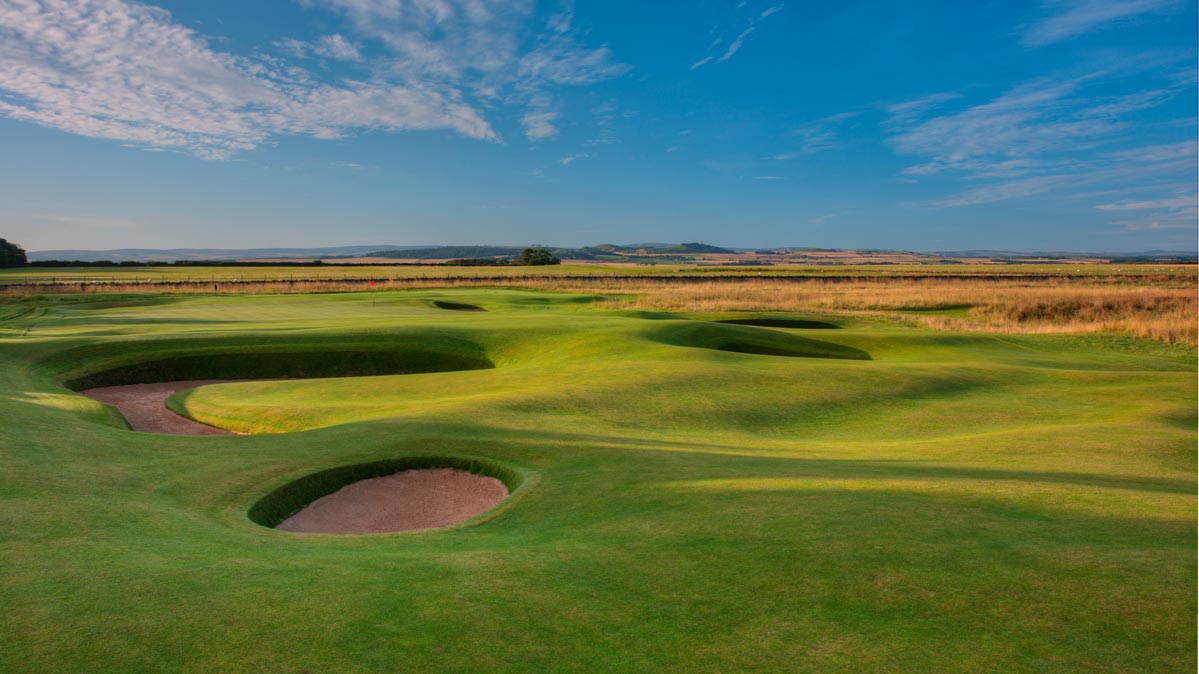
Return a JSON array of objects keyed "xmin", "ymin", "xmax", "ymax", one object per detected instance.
[{"xmin": 0, "ymin": 288, "xmax": 1193, "ymax": 673}]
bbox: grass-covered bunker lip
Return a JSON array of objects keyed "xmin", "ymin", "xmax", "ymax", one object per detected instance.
[
  {"xmin": 247, "ymin": 456, "xmax": 532, "ymax": 534},
  {"xmin": 56, "ymin": 338, "xmax": 495, "ymax": 392},
  {"xmin": 647, "ymin": 322, "xmax": 870, "ymax": 360}
]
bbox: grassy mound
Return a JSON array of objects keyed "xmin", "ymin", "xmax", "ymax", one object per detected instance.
[
  {"xmin": 715, "ymin": 317, "xmax": 840, "ymax": 329},
  {"xmin": 248, "ymin": 456, "xmax": 528, "ymax": 530},
  {"xmin": 648, "ymin": 321, "xmax": 869, "ymax": 360}
]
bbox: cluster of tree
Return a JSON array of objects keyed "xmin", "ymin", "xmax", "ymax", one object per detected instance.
[
  {"xmin": 518, "ymin": 247, "xmax": 560, "ymax": 266},
  {"xmin": 0, "ymin": 238, "xmax": 27, "ymax": 268}
]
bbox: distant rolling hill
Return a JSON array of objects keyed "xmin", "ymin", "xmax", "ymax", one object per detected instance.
[
  {"xmin": 28, "ymin": 246, "xmax": 406, "ymax": 262},
  {"xmin": 366, "ymin": 246, "xmax": 524, "ymax": 259}
]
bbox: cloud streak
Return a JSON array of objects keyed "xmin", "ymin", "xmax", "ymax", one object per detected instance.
[
  {"xmin": 690, "ymin": 4, "xmax": 782, "ymax": 70},
  {"xmin": 0, "ymin": 0, "xmax": 627, "ymax": 158},
  {"xmin": 885, "ymin": 60, "xmax": 1194, "ymax": 229},
  {"xmin": 1022, "ymin": 0, "xmax": 1180, "ymax": 47},
  {"xmin": 788, "ymin": 112, "xmax": 860, "ymax": 154}
]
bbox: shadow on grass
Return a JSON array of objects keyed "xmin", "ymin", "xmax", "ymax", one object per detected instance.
[{"xmin": 715, "ymin": 318, "xmax": 841, "ymax": 329}]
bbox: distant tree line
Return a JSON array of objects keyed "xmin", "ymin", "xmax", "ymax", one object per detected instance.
[
  {"xmin": 27, "ymin": 259, "xmax": 332, "ymax": 267},
  {"xmin": 0, "ymin": 238, "xmax": 27, "ymax": 268}
]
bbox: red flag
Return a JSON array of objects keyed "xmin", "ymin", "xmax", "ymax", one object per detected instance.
[{"xmin": 369, "ymin": 279, "xmax": 376, "ymax": 286}]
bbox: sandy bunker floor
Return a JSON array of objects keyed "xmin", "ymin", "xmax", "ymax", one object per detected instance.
[
  {"xmin": 277, "ymin": 468, "xmax": 509, "ymax": 534},
  {"xmin": 81, "ymin": 380, "xmax": 250, "ymax": 435}
]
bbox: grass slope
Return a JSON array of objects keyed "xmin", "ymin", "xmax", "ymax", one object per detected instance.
[{"xmin": 0, "ymin": 289, "xmax": 1194, "ymax": 673}]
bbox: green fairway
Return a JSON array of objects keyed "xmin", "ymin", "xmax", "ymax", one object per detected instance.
[{"xmin": 1, "ymin": 289, "xmax": 1194, "ymax": 673}]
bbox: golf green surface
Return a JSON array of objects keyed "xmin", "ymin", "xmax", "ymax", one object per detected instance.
[{"xmin": 1, "ymin": 289, "xmax": 1194, "ymax": 673}]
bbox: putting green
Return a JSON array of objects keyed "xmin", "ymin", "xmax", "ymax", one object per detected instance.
[{"xmin": 0, "ymin": 289, "xmax": 1194, "ymax": 673}]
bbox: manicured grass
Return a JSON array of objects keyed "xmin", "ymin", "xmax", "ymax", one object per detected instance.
[{"xmin": 0, "ymin": 289, "xmax": 1194, "ymax": 673}]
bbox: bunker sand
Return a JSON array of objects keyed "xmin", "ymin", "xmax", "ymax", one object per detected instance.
[
  {"xmin": 82, "ymin": 380, "xmax": 249, "ymax": 435},
  {"xmin": 278, "ymin": 468, "xmax": 509, "ymax": 534}
]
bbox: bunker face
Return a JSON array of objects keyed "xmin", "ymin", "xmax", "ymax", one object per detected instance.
[
  {"xmin": 432, "ymin": 300, "xmax": 486, "ymax": 312},
  {"xmin": 82, "ymin": 380, "xmax": 243, "ymax": 435},
  {"xmin": 649, "ymin": 322, "xmax": 870, "ymax": 360},
  {"xmin": 716, "ymin": 318, "xmax": 840, "ymax": 329},
  {"xmin": 276, "ymin": 468, "xmax": 509, "ymax": 534}
]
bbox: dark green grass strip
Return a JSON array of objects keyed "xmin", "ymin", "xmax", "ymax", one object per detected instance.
[{"xmin": 431, "ymin": 300, "xmax": 487, "ymax": 312}]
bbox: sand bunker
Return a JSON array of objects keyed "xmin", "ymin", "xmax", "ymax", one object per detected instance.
[
  {"xmin": 82, "ymin": 380, "xmax": 247, "ymax": 435},
  {"xmin": 277, "ymin": 468, "xmax": 509, "ymax": 534}
]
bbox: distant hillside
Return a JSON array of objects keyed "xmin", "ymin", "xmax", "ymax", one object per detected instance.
[
  {"xmin": 28, "ymin": 242, "xmax": 1187, "ymax": 265},
  {"xmin": 28, "ymin": 245, "xmax": 400, "ymax": 262},
  {"xmin": 641, "ymin": 242, "xmax": 734, "ymax": 254},
  {"xmin": 367, "ymin": 246, "xmax": 524, "ymax": 259}
]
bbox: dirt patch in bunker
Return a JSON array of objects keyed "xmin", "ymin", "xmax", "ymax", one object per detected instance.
[
  {"xmin": 276, "ymin": 468, "xmax": 509, "ymax": 534},
  {"xmin": 81, "ymin": 380, "xmax": 251, "ymax": 435}
]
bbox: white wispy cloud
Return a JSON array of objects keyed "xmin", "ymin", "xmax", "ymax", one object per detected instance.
[
  {"xmin": 884, "ymin": 92, "xmax": 961, "ymax": 127},
  {"xmin": 1096, "ymin": 195, "xmax": 1194, "ymax": 210},
  {"xmin": 716, "ymin": 27, "xmax": 755, "ymax": 64},
  {"xmin": 884, "ymin": 67, "xmax": 1193, "ymax": 181},
  {"xmin": 690, "ymin": 3, "xmax": 782, "ymax": 70},
  {"xmin": 317, "ymin": 0, "xmax": 628, "ymax": 142},
  {"xmin": 558, "ymin": 153, "xmax": 589, "ymax": 165},
  {"xmin": 1022, "ymin": 0, "xmax": 1180, "ymax": 47},
  {"xmin": 887, "ymin": 61, "xmax": 1194, "ymax": 216},
  {"xmin": 789, "ymin": 111, "xmax": 860, "ymax": 154},
  {"xmin": 277, "ymin": 33, "xmax": 362, "ymax": 61},
  {"xmin": 1096, "ymin": 190, "xmax": 1197, "ymax": 230},
  {"xmin": 521, "ymin": 96, "xmax": 560, "ymax": 141},
  {"xmin": 753, "ymin": 175, "xmax": 784, "ymax": 180},
  {"xmin": 1110, "ymin": 139, "xmax": 1196, "ymax": 161},
  {"xmin": 0, "ymin": 0, "xmax": 627, "ymax": 158}
]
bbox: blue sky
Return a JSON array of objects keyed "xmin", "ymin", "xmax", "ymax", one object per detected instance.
[{"xmin": 0, "ymin": 0, "xmax": 1195, "ymax": 252}]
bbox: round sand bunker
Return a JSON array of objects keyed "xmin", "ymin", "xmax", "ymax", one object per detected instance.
[{"xmin": 276, "ymin": 468, "xmax": 509, "ymax": 534}]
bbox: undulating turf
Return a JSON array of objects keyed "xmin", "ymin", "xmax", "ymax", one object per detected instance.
[{"xmin": 0, "ymin": 289, "xmax": 1194, "ymax": 673}]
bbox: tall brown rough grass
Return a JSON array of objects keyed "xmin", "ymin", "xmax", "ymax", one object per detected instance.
[{"xmin": 552, "ymin": 277, "xmax": 1197, "ymax": 346}]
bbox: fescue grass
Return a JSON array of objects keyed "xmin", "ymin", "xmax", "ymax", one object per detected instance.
[
  {"xmin": 563, "ymin": 277, "xmax": 1198, "ymax": 346},
  {"xmin": 0, "ymin": 288, "xmax": 1193, "ymax": 673}
]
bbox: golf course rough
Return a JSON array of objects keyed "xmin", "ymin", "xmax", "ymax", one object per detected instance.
[{"xmin": 0, "ymin": 289, "xmax": 1194, "ymax": 673}]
